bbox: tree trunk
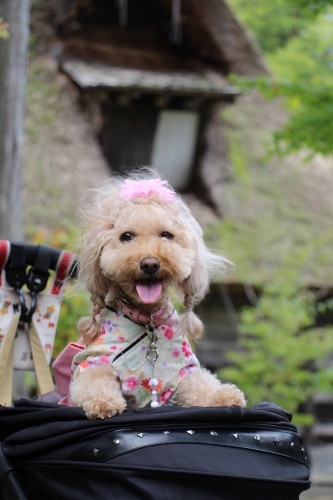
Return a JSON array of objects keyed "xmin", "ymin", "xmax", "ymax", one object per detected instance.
[{"xmin": 0, "ymin": 0, "xmax": 30, "ymax": 241}]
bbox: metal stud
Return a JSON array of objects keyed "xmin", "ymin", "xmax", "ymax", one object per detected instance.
[
  {"xmin": 113, "ymin": 439, "xmax": 120, "ymax": 445},
  {"xmin": 137, "ymin": 433, "xmax": 146, "ymax": 438},
  {"xmin": 301, "ymin": 447, "xmax": 306, "ymax": 456},
  {"xmin": 254, "ymin": 435, "xmax": 260, "ymax": 441},
  {"xmin": 93, "ymin": 448, "xmax": 99, "ymax": 455},
  {"xmin": 210, "ymin": 431, "xmax": 217, "ymax": 436},
  {"xmin": 163, "ymin": 431, "xmax": 170, "ymax": 434},
  {"xmin": 187, "ymin": 430, "xmax": 195, "ymax": 435},
  {"xmin": 291, "ymin": 442, "xmax": 295, "ymax": 450},
  {"xmin": 233, "ymin": 433, "xmax": 239, "ymax": 439},
  {"xmin": 273, "ymin": 438, "xmax": 280, "ymax": 446}
]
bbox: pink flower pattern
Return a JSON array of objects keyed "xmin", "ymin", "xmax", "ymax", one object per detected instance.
[
  {"xmin": 172, "ymin": 347, "xmax": 181, "ymax": 358},
  {"xmin": 125, "ymin": 376, "xmax": 139, "ymax": 390},
  {"xmin": 99, "ymin": 355, "xmax": 111, "ymax": 364},
  {"xmin": 182, "ymin": 340, "xmax": 192, "ymax": 358},
  {"xmin": 164, "ymin": 328, "xmax": 174, "ymax": 340},
  {"xmin": 161, "ymin": 389, "xmax": 173, "ymax": 402}
]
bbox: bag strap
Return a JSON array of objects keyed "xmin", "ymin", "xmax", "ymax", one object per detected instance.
[
  {"xmin": 65, "ymin": 428, "xmax": 308, "ymax": 466},
  {"xmin": 29, "ymin": 321, "xmax": 55, "ymax": 396},
  {"xmin": 24, "ymin": 249, "xmax": 74, "ymax": 395},
  {"xmin": 28, "ymin": 250, "xmax": 76, "ymax": 395},
  {"xmin": 0, "ymin": 310, "xmax": 20, "ymax": 406}
]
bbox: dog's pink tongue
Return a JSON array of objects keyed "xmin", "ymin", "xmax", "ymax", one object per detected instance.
[{"xmin": 136, "ymin": 281, "xmax": 162, "ymax": 304}]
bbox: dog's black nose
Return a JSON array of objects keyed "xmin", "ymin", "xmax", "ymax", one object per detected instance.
[{"xmin": 140, "ymin": 257, "xmax": 160, "ymax": 276}]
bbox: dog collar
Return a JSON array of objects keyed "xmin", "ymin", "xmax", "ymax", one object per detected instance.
[{"xmin": 115, "ymin": 296, "xmax": 176, "ymax": 327}]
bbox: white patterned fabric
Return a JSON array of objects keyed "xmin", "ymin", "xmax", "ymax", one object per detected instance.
[
  {"xmin": 0, "ymin": 288, "xmax": 61, "ymax": 370},
  {"xmin": 71, "ymin": 307, "xmax": 200, "ymax": 408}
]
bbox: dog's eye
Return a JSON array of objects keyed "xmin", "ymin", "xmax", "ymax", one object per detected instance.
[
  {"xmin": 160, "ymin": 232, "xmax": 174, "ymax": 240},
  {"xmin": 120, "ymin": 232, "xmax": 134, "ymax": 242}
]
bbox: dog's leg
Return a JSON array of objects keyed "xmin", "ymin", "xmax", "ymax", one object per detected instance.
[
  {"xmin": 174, "ymin": 368, "xmax": 246, "ymax": 408},
  {"xmin": 70, "ymin": 365, "xmax": 127, "ymax": 419}
]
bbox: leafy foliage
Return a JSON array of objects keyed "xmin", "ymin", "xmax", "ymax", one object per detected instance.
[
  {"xmin": 228, "ymin": 1, "xmax": 333, "ymax": 156},
  {"xmin": 219, "ymin": 283, "xmax": 333, "ymax": 425},
  {"xmin": 291, "ymin": 0, "xmax": 333, "ymax": 10},
  {"xmin": 267, "ymin": 10, "xmax": 333, "ymax": 155},
  {"xmin": 228, "ymin": 0, "xmax": 316, "ymax": 52},
  {"xmin": 0, "ymin": 18, "xmax": 9, "ymax": 40},
  {"xmin": 0, "ymin": 7, "xmax": 9, "ymax": 40},
  {"xmin": 230, "ymin": 75, "xmax": 333, "ymax": 157},
  {"xmin": 53, "ymin": 287, "xmax": 89, "ymax": 359}
]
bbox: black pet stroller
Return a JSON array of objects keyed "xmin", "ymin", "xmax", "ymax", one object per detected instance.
[{"xmin": 0, "ymin": 241, "xmax": 310, "ymax": 500}]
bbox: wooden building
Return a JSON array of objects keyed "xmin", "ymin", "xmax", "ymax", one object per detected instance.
[{"xmin": 45, "ymin": 0, "xmax": 267, "ymax": 206}]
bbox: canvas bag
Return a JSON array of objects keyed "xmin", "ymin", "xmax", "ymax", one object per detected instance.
[{"xmin": 0, "ymin": 240, "xmax": 76, "ymax": 405}]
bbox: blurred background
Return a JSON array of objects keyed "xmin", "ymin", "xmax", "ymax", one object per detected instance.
[{"xmin": 1, "ymin": 1, "xmax": 333, "ymax": 497}]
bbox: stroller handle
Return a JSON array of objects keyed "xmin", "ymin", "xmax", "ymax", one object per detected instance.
[{"xmin": 1, "ymin": 241, "xmax": 78, "ymax": 279}]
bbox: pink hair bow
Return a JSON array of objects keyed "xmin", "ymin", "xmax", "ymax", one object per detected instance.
[{"xmin": 118, "ymin": 179, "xmax": 175, "ymax": 201}]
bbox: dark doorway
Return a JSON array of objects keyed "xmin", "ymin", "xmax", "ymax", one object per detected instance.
[{"xmin": 99, "ymin": 100, "xmax": 158, "ymax": 172}]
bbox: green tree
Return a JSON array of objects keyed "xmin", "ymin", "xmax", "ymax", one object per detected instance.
[
  {"xmin": 219, "ymin": 282, "xmax": 333, "ymax": 425},
  {"xmin": 228, "ymin": 0, "xmax": 333, "ymax": 156},
  {"xmin": 0, "ymin": 11, "xmax": 9, "ymax": 40},
  {"xmin": 228, "ymin": 0, "xmax": 316, "ymax": 52}
]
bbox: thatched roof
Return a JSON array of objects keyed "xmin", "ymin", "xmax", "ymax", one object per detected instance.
[
  {"xmin": 62, "ymin": 59, "xmax": 241, "ymax": 98},
  {"xmin": 56, "ymin": 0, "xmax": 267, "ymax": 90},
  {"xmin": 169, "ymin": 0, "xmax": 268, "ymax": 77}
]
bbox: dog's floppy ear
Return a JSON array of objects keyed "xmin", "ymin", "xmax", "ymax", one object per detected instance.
[
  {"xmin": 178, "ymin": 238, "xmax": 209, "ymax": 340},
  {"xmin": 81, "ymin": 256, "xmax": 110, "ymax": 300},
  {"xmin": 181, "ymin": 238, "xmax": 210, "ymax": 305},
  {"xmin": 179, "ymin": 234, "xmax": 229, "ymax": 340},
  {"xmin": 78, "ymin": 270, "xmax": 116, "ymax": 345},
  {"xmin": 77, "ymin": 241, "xmax": 111, "ymax": 345}
]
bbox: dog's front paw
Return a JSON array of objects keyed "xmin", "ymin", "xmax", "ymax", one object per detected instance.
[
  {"xmin": 70, "ymin": 365, "xmax": 127, "ymax": 419},
  {"xmin": 214, "ymin": 383, "xmax": 246, "ymax": 408},
  {"xmin": 83, "ymin": 393, "xmax": 127, "ymax": 419}
]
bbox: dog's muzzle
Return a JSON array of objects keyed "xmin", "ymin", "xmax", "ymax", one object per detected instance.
[{"xmin": 140, "ymin": 257, "xmax": 160, "ymax": 277}]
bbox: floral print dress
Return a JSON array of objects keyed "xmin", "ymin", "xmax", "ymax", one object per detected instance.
[{"xmin": 71, "ymin": 307, "xmax": 200, "ymax": 408}]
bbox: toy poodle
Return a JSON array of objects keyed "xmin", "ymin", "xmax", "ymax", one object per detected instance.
[{"xmin": 70, "ymin": 170, "xmax": 246, "ymax": 419}]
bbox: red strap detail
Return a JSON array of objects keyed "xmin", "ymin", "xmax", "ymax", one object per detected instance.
[
  {"xmin": 0, "ymin": 240, "xmax": 10, "ymax": 287},
  {"xmin": 51, "ymin": 251, "xmax": 74, "ymax": 295}
]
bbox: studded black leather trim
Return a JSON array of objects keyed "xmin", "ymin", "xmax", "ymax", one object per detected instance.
[{"xmin": 65, "ymin": 429, "xmax": 308, "ymax": 466}]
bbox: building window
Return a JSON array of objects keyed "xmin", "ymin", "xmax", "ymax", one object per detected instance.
[{"xmin": 150, "ymin": 110, "xmax": 200, "ymax": 190}]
